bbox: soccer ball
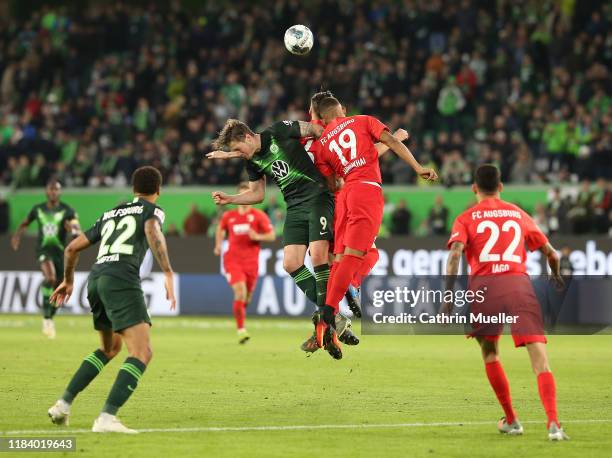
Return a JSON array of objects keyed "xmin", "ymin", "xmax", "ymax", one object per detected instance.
[{"xmin": 284, "ymin": 25, "xmax": 314, "ymax": 55}]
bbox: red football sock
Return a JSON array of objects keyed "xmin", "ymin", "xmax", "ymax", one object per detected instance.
[
  {"xmin": 537, "ymin": 371, "xmax": 559, "ymax": 428},
  {"xmin": 232, "ymin": 300, "xmax": 246, "ymax": 329},
  {"xmin": 351, "ymin": 247, "xmax": 379, "ymax": 288},
  {"xmin": 485, "ymin": 361, "xmax": 516, "ymax": 424},
  {"xmin": 326, "ymin": 254, "xmax": 364, "ymax": 312}
]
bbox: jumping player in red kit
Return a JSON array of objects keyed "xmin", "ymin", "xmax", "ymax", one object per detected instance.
[
  {"xmin": 299, "ymin": 91, "xmax": 409, "ymax": 354},
  {"xmin": 214, "ymin": 182, "xmax": 275, "ymax": 344},
  {"xmin": 444, "ymin": 164, "xmax": 569, "ymax": 441},
  {"xmin": 312, "ymin": 96, "xmax": 437, "ymax": 358}
]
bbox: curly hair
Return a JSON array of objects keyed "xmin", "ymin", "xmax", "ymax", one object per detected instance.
[{"xmin": 132, "ymin": 166, "xmax": 162, "ymax": 195}]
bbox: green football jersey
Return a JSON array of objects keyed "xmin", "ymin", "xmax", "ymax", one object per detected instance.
[
  {"xmin": 84, "ymin": 198, "xmax": 165, "ymax": 282},
  {"xmin": 27, "ymin": 202, "xmax": 76, "ymax": 252},
  {"xmin": 246, "ymin": 121, "xmax": 329, "ymax": 207}
]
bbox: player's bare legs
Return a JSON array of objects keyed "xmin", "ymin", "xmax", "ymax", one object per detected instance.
[
  {"xmin": 40, "ymin": 259, "xmax": 58, "ymax": 338},
  {"xmin": 283, "ymin": 244, "xmax": 308, "ymax": 275},
  {"xmin": 100, "ymin": 329, "xmax": 123, "ymax": 359},
  {"xmin": 525, "ymin": 342, "xmax": 567, "ymax": 440},
  {"xmin": 525, "ymin": 342, "xmax": 550, "ymax": 374},
  {"xmin": 231, "ymin": 281, "xmax": 250, "ymax": 343},
  {"xmin": 119, "ymin": 322, "xmax": 153, "ymax": 364},
  {"xmin": 475, "ymin": 336, "xmax": 523, "ymax": 435},
  {"xmin": 48, "ymin": 328, "xmax": 122, "ymax": 426}
]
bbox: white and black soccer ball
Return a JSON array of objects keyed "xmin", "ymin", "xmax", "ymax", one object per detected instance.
[{"xmin": 284, "ymin": 25, "xmax": 314, "ymax": 56}]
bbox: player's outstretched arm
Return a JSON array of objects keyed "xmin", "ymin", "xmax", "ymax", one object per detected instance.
[
  {"xmin": 379, "ymin": 130, "xmax": 438, "ymax": 181},
  {"xmin": 540, "ymin": 242, "xmax": 564, "ymax": 287},
  {"xmin": 212, "ymin": 178, "xmax": 266, "ymax": 206},
  {"xmin": 442, "ymin": 241, "xmax": 465, "ymax": 314},
  {"xmin": 145, "ymin": 218, "xmax": 176, "ymax": 310},
  {"xmin": 10, "ymin": 217, "xmax": 32, "ymax": 251},
  {"xmin": 50, "ymin": 234, "xmax": 91, "ymax": 306},
  {"xmin": 206, "ymin": 150, "xmax": 245, "ymax": 160},
  {"xmin": 375, "ymin": 129, "xmax": 409, "ymax": 157},
  {"xmin": 298, "ymin": 121, "xmax": 324, "ymax": 139}
]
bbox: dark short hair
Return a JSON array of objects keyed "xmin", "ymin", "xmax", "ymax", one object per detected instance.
[
  {"xmin": 132, "ymin": 166, "xmax": 162, "ymax": 195},
  {"xmin": 318, "ymin": 96, "xmax": 342, "ymax": 118},
  {"xmin": 474, "ymin": 164, "xmax": 501, "ymax": 193},
  {"xmin": 310, "ymin": 90, "xmax": 334, "ymax": 118},
  {"xmin": 213, "ymin": 119, "xmax": 254, "ymax": 150},
  {"xmin": 46, "ymin": 179, "xmax": 61, "ymax": 188}
]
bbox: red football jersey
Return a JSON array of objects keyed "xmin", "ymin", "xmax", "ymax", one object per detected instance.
[
  {"xmin": 219, "ymin": 208, "xmax": 273, "ymax": 264},
  {"xmin": 314, "ymin": 115, "xmax": 388, "ymax": 184},
  {"xmin": 447, "ymin": 198, "xmax": 548, "ymax": 276}
]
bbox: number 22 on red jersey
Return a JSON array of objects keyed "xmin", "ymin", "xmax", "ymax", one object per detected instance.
[{"xmin": 447, "ymin": 202, "xmax": 548, "ymax": 276}]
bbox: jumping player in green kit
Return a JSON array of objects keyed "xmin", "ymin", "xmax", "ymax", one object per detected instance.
[
  {"xmin": 11, "ymin": 179, "xmax": 81, "ymax": 339},
  {"xmin": 208, "ymin": 119, "xmax": 358, "ymax": 357},
  {"xmin": 47, "ymin": 166, "xmax": 176, "ymax": 433}
]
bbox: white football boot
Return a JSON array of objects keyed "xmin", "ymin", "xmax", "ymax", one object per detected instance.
[
  {"xmin": 92, "ymin": 413, "xmax": 138, "ymax": 434},
  {"xmin": 42, "ymin": 319, "xmax": 56, "ymax": 339},
  {"xmin": 48, "ymin": 399, "xmax": 70, "ymax": 426},
  {"xmin": 237, "ymin": 328, "xmax": 250, "ymax": 344},
  {"xmin": 548, "ymin": 423, "xmax": 569, "ymax": 441},
  {"xmin": 497, "ymin": 417, "xmax": 524, "ymax": 435}
]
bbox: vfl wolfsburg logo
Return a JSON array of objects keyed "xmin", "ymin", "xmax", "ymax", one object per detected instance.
[
  {"xmin": 271, "ymin": 160, "xmax": 290, "ymax": 179},
  {"xmin": 42, "ymin": 223, "xmax": 58, "ymax": 238},
  {"xmin": 270, "ymin": 143, "xmax": 280, "ymax": 154}
]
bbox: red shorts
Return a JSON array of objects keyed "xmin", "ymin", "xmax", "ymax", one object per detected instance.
[
  {"xmin": 224, "ymin": 261, "xmax": 259, "ymax": 293},
  {"xmin": 467, "ymin": 275, "xmax": 546, "ymax": 348},
  {"xmin": 333, "ymin": 182, "xmax": 383, "ymax": 255}
]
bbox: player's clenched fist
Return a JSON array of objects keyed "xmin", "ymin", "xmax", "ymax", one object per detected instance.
[
  {"xmin": 393, "ymin": 128, "xmax": 409, "ymax": 142},
  {"xmin": 212, "ymin": 191, "xmax": 233, "ymax": 205}
]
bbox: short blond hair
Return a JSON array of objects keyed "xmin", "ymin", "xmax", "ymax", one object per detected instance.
[{"xmin": 213, "ymin": 119, "xmax": 254, "ymax": 150}]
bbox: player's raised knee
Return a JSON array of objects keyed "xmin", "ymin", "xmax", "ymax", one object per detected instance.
[{"xmin": 283, "ymin": 257, "xmax": 300, "ymax": 274}]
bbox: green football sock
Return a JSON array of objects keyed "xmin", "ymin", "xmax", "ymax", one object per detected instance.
[
  {"xmin": 290, "ymin": 265, "xmax": 317, "ymax": 304},
  {"xmin": 41, "ymin": 281, "xmax": 56, "ymax": 319},
  {"xmin": 62, "ymin": 349, "xmax": 110, "ymax": 404},
  {"xmin": 102, "ymin": 357, "xmax": 147, "ymax": 415},
  {"xmin": 313, "ymin": 264, "xmax": 330, "ymax": 308}
]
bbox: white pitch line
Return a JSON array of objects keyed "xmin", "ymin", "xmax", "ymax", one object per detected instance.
[{"xmin": 2, "ymin": 419, "xmax": 611, "ymax": 436}]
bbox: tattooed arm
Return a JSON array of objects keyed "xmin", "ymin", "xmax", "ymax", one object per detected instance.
[
  {"xmin": 145, "ymin": 218, "xmax": 176, "ymax": 310},
  {"xmin": 50, "ymin": 234, "xmax": 91, "ymax": 306},
  {"xmin": 298, "ymin": 121, "xmax": 324, "ymax": 138}
]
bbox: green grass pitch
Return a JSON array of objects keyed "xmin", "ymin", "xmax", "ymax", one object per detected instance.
[{"xmin": 1, "ymin": 315, "xmax": 611, "ymax": 457}]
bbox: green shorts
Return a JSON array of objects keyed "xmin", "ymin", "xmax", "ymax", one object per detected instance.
[
  {"xmin": 87, "ymin": 275, "xmax": 151, "ymax": 332},
  {"xmin": 37, "ymin": 248, "xmax": 64, "ymax": 282},
  {"xmin": 283, "ymin": 192, "xmax": 334, "ymax": 246}
]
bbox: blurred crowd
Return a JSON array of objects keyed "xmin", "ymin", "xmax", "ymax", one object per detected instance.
[{"xmin": 0, "ymin": 0, "xmax": 610, "ymax": 190}]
